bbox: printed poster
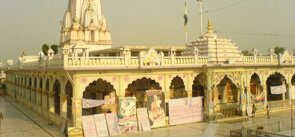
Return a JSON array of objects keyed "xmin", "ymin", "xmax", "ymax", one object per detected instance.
[
  {"xmin": 93, "ymin": 114, "xmax": 109, "ymax": 137},
  {"xmin": 118, "ymin": 97, "xmax": 138, "ymax": 133},
  {"xmin": 169, "ymin": 97, "xmax": 203, "ymax": 126},
  {"xmin": 105, "ymin": 113, "xmax": 121, "ymax": 136},
  {"xmin": 271, "ymin": 85, "xmax": 286, "ymax": 94},
  {"xmin": 82, "ymin": 116, "xmax": 98, "ymax": 137},
  {"xmin": 146, "ymin": 90, "xmax": 166, "ymax": 128},
  {"xmin": 137, "ymin": 108, "xmax": 151, "ymax": 131}
]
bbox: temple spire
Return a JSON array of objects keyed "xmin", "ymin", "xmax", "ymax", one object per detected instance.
[{"xmin": 207, "ymin": 19, "xmax": 213, "ymax": 33}]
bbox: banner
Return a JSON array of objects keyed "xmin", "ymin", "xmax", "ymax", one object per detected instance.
[
  {"xmin": 146, "ymin": 90, "xmax": 166, "ymax": 128},
  {"xmin": 82, "ymin": 116, "xmax": 98, "ymax": 137},
  {"xmin": 118, "ymin": 97, "xmax": 138, "ymax": 133},
  {"xmin": 93, "ymin": 114, "xmax": 109, "ymax": 137},
  {"xmin": 169, "ymin": 97, "xmax": 203, "ymax": 126},
  {"xmin": 137, "ymin": 108, "xmax": 151, "ymax": 131},
  {"xmin": 105, "ymin": 113, "xmax": 121, "ymax": 136},
  {"xmin": 82, "ymin": 99, "xmax": 105, "ymax": 109},
  {"xmin": 271, "ymin": 85, "xmax": 286, "ymax": 94}
]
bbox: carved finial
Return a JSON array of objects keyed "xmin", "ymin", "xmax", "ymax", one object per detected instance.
[{"xmin": 207, "ymin": 19, "xmax": 213, "ymax": 33}]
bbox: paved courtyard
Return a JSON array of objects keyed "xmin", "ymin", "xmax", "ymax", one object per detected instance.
[
  {"xmin": 0, "ymin": 96, "xmax": 63, "ymax": 137},
  {"xmin": 1, "ymin": 95, "xmax": 294, "ymax": 137}
]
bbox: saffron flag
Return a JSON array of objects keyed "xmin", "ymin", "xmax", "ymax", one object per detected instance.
[
  {"xmin": 184, "ymin": 2, "xmax": 188, "ymax": 26},
  {"xmin": 82, "ymin": 98, "xmax": 105, "ymax": 108}
]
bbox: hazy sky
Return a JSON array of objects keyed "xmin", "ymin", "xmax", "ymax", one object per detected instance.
[{"xmin": 0, "ymin": 0, "xmax": 294, "ymax": 62}]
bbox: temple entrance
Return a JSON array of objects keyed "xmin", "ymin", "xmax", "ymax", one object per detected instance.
[
  {"xmin": 170, "ymin": 76, "xmax": 187, "ymax": 99},
  {"xmin": 192, "ymin": 73, "xmax": 206, "ymax": 108},
  {"xmin": 266, "ymin": 73, "xmax": 286, "ymax": 101},
  {"xmin": 125, "ymin": 77, "xmax": 162, "ymax": 108},
  {"xmin": 82, "ymin": 79, "xmax": 116, "ymax": 115},
  {"xmin": 53, "ymin": 80, "xmax": 61, "ymax": 115},
  {"xmin": 65, "ymin": 81, "xmax": 73, "ymax": 119},
  {"xmin": 291, "ymin": 75, "xmax": 295, "ymax": 100},
  {"xmin": 250, "ymin": 73, "xmax": 263, "ymax": 103},
  {"xmin": 215, "ymin": 76, "xmax": 240, "ymax": 117}
]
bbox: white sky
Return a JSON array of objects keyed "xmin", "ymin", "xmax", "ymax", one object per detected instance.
[{"xmin": 0, "ymin": 0, "xmax": 294, "ymax": 62}]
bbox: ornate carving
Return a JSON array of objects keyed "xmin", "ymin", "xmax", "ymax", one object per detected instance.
[
  {"xmin": 212, "ymin": 72, "xmax": 241, "ymax": 87},
  {"xmin": 143, "ymin": 48, "xmax": 163, "ymax": 66}
]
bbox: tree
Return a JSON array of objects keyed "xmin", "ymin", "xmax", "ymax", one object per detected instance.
[
  {"xmin": 274, "ymin": 47, "xmax": 285, "ymax": 56},
  {"xmin": 42, "ymin": 44, "xmax": 49, "ymax": 55},
  {"xmin": 241, "ymin": 50, "xmax": 251, "ymax": 56},
  {"xmin": 50, "ymin": 44, "xmax": 59, "ymax": 54}
]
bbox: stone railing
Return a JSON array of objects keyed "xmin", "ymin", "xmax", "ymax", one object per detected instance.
[
  {"xmin": 6, "ymin": 54, "xmax": 294, "ymax": 70},
  {"xmin": 242, "ymin": 56, "xmax": 279, "ymax": 64},
  {"xmin": 242, "ymin": 128, "xmax": 292, "ymax": 137}
]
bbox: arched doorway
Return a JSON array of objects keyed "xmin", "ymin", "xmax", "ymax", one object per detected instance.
[
  {"xmin": 292, "ymin": 75, "xmax": 295, "ymax": 100},
  {"xmin": 46, "ymin": 79, "xmax": 50, "ymax": 110},
  {"xmin": 39, "ymin": 78, "xmax": 43, "ymax": 106},
  {"xmin": 53, "ymin": 80, "xmax": 61, "ymax": 115},
  {"xmin": 216, "ymin": 76, "xmax": 238, "ymax": 104},
  {"xmin": 65, "ymin": 81, "xmax": 73, "ymax": 119},
  {"xmin": 250, "ymin": 73, "xmax": 263, "ymax": 103},
  {"xmin": 125, "ymin": 77, "xmax": 162, "ymax": 108},
  {"xmin": 215, "ymin": 76, "xmax": 240, "ymax": 117},
  {"xmin": 170, "ymin": 76, "xmax": 187, "ymax": 99},
  {"xmin": 192, "ymin": 73, "xmax": 206, "ymax": 97},
  {"xmin": 192, "ymin": 73, "xmax": 207, "ymax": 108},
  {"xmin": 34, "ymin": 77, "xmax": 37, "ymax": 104},
  {"xmin": 29, "ymin": 77, "xmax": 32, "ymax": 101},
  {"xmin": 266, "ymin": 73, "xmax": 286, "ymax": 101},
  {"xmin": 82, "ymin": 79, "xmax": 116, "ymax": 115}
]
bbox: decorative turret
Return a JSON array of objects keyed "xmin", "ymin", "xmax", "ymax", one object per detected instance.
[
  {"xmin": 184, "ymin": 20, "xmax": 242, "ymax": 64},
  {"xmin": 207, "ymin": 19, "xmax": 213, "ymax": 33},
  {"xmin": 61, "ymin": 0, "xmax": 112, "ymax": 54}
]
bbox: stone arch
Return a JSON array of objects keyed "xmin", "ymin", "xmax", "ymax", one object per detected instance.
[
  {"xmin": 34, "ymin": 77, "xmax": 37, "ymax": 104},
  {"xmin": 192, "ymin": 73, "xmax": 207, "ymax": 97},
  {"xmin": 53, "ymin": 80, "xmax": 61, "ymax": 115},
  {"xmin": 125, "ymin": 77, "xmax": 162, "ymax": 108},
  {"xmin": 266, "ymin": 72, "xmax": 287, "ymax": 101},
  {"xmin": 215, "ymin": 75, "xmax": 239, "ymax": 104},
  {"xmin": 39, "ymin": 78, "xmax": 43, "ymax": 89},
  {"xmin": 28, "ymin": 77, "xmax": 32, "ymax": 101},
  {"xmin": 170, "ymin": 76, "xmax": 187, "ymax": 99},
  {"xmin": 213, "ymin": 73, "xmax": 240, "ymax": 89},
  {"xmin": 292, "ymin": 74, "xmax": 295, "ymax": 85},
  {"xmin": 249, "ymin": 71, "xmax": 262, "ymax": 81},
  {"xmin": 45, "ymin": 78, "xmax": 50, "ymax": 110},
  {"xmin": 65, "ymin": 81, "xmax": 73, "ymax": 119},
  {"xmin": 249, "ymin": 73, "xmax": 263, "ymax": 103},
  {"xmin": 82, "ymin": 78, "xmax": 116, "ymax": 115}
]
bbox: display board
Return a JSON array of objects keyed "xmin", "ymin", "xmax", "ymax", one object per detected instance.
[
  {"xmin": 146, "ymin": 90, "xmax": 166, "ymax": 128},
  {"xmin": 93, "ymin": 114, "xmax": 109, "ymax": 137},
  {"xmin": 82, "ymin": 116, "xmax": 98, "ymax": 137},
  {"xmin": 137, "ymin": 108, "xmax": 151, "ymax": 131},
  {"xmin": 168, "ymin": 97, "xmax": 203, "ymax": 126},
  {"xmin": 105, "ymin": 113, "xmax": 121, "ymax": 136},
  {"xmin": 118, "ymin": 97, "xmax": 138, "ymax": 133}
]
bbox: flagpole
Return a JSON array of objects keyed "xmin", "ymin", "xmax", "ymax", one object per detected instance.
[
  {"xmin": 185, "ymin": 24, "xmax": 188, "ymax": 45},
  {"xmin": 197, "ymin": 0, "xmax": 203, "ymax": 35},
  {"xmin": 184, "ymin": 2, "xmax": 188, "ymax": 45}
]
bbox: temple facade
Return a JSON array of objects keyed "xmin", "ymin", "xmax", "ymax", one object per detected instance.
[{"xmin": 3, "ymin": 0, "xmax": 295, "ymax": 129}]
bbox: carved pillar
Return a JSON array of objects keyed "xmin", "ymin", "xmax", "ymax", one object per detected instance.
[
  {"xmin": 60, "ymin": 95, "xmax": 68, "ymax": 119},
  {"xmin": 49, "ymin": 91, "xmax": 55, "ymax": 113},
  {"xmin": 263, "ymin": 84, "xmax": 267, "ymax": 106},
  {"xmin": 240, "ymin": 86, "xmax": 246, "ymax": 116},
  {"xmin": 206, "ymin": 72, "xmax": 214, "ymax": 120},
  {"xmin": 187, "ymin": 73, "xmax": 193, "ymax": 98},
  {"xmin": 42, "ymin": 90, "xmax": 48, "ymax": 110},
  {"xmin": 72, "ymin": 98, "xmax": 82, "ymax": 127}
]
